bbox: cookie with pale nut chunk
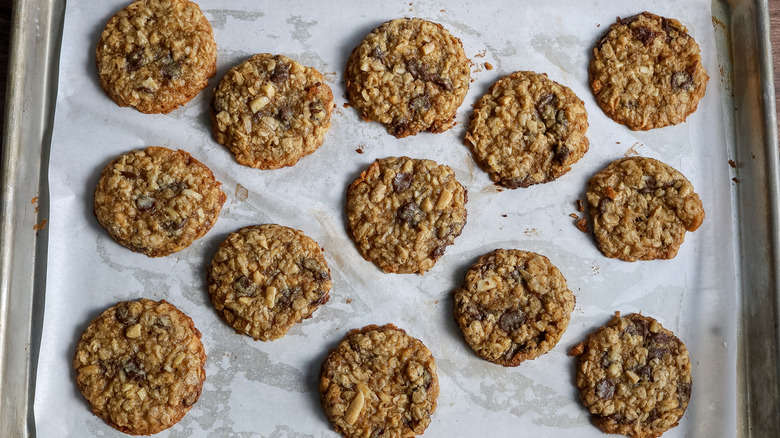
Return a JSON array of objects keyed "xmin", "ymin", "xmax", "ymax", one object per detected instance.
[
  {"xmin": 93, "ymin": 146, "xmax": 226, "ymax": 257},
  {"xmin": 453, "ymin": 249, "xmax": 575, "ymax": 366},
  {"xmin": 73, "ymin": 299, "xmax": 206, "ymax": 435},
  {"xmin": 207, "ymin": 224, "xmax": 331, "ymax": 341},
  {"xmin": 586, "ymin": 156, "xmax": 704, "ymax": 261},
  {"xmin": 211, "ymin": 53, "xmax": 334, "ymax": 169},
  {"xmin": 320, "ymin": 324, "xmax": 439, "ymax": 438},
  {"xmin": 345, "ymin": 18, "xmax": 470, "ymax": 137},
  {"xmin": 96, "ymin": 0, "xmax": 217, "ymax": 113},
  {"xmin": 346, "ymin": 156, "xmax": 467, "ymax": 274},
  {"xmin": 570, "ymin": 312, "xmax": 692, "ymax": 438}
]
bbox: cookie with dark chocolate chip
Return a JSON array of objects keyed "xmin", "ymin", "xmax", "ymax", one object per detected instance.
[
  {"xmin": 212, "ymin": 53, "xmax": 334, "ymax": 169},
  {"xmin": 345, "ymin": 18, "xmax": 470, "ymax": 138},
  {"xmin": 73, "ymin": 299, "xmax": 206, "ymax": 435},
  {"xmin": 453, "ymin": 249, "xmax": 575, "ymax": 366},
  {"xmin": 96, "ymin": 0, "xmax": 217, "ymax": 113},
  {"xmin": 320, "ymin": 324, "xmax": 439, "ymax": 437},
  {"xmin": 93, "ymin": 146, "xmax": 226, "ymax": 257},
  {"xmin": 586, "ymin": 156, "xmax": 704, "ymax": 261},
  {"xmin": 465, "ymin": 71, "xmax": 589, "ymax": 188},
  {"xmin": 571, "ymin": 312, "xmax": 692, "ymax": 438},
  {"xmin": 589, "ymin": 11, "xmax": 708, "ymax": 130},
  {"xmin": 346, "ymin": 156, "xmax": 467, "ymax": 274},
  {"xmin": 207, "ymin": 224, "xmax": 332, "ymax": 341}
]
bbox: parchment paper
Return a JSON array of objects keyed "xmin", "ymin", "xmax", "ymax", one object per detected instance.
[{"xmin": 36, "ymin": 1, "xmax": 736, "ymax": 436}]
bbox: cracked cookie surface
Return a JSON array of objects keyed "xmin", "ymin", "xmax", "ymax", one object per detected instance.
[
  {"xmin": 589, "ymin": 11, "xmax": 708, "ymax": 130},
  {"xmin": 586, "ymin": 156, "xmax": 704, "ymax": 261},
  {"xmin": 571, "ymin": 312, "xmax": 692, "ymax": 438},
  {"xmin": 96, "ymin": 0, "xmax": 217, "ymax": 114},
  {"xmin": 73, "ymin": 299, "xmax": 206, "ymax": 435},
  {"xmin": 207, "ymin": 224, "xmax": 331, "ymax": 341},
  {"xmin": 453, "ymin": 249, "xmax": 575, "ymax": 366},
  {"xmin": 94, "ymin": 146, "xmax": 226, "ymax": 257},
  {"xmin": 347, "ymin": 156, "xmax": 467, "ymax": 274},
  {"xmin": 212, "ymin": 53, "xmax": 334, "ymax": 169},
  {"xmin": 465, "ymin": 71, "xmax": 589, "ymax": 188},
  {"xmin": 345, "ymin": 18, "xmax": 470, "ymax": 138},
  {"xmin": 320, "ymin": 324, "xmax": 439, "ymax": 438}
]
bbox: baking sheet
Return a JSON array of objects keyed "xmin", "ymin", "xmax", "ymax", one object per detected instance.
[{"xmin": 34, "ymin": 0, "xmax": 737, "ymax": 436}]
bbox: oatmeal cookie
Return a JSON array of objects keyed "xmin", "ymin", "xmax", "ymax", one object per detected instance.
[
  {"xmin": 94, "ymin": 146, "xmax": 226, "ymax": 257},
  {"xmin": 96, "ymin": 0, "xmax": 217, "ymax": 114},
  {"xmin": 586, "ymin": 156, "xmax": 704, "ymax": 261},
  {"xmin": 453, "ymin": 249, "xmax": 575, "ymax": 366},
  {"xmin": 346, "ymin": 156, "xmax": 467, "ymax": 274},
  {"xmin": 345, "ymin": 18, "xmax": 470, "ymax": 138},
  {"xmin": 589, "ymin": 12, "xmax": 708, "ymax": 130},
  {"xmin": 571, "ymin": 312, "xmax": 692, "ymax": 438},
  {"xmin": 207, "ymin": 224, "xmax": 331, "ymax": 341},
  {"xmin": 212, "ymin": 54, "xmax": 334, "ymax": 169},
  {"xmin": 73, "ymin": 299, "xmax": 206, "ymax": 435},
  {"xmin": 465, "ymin": 71, "xmax": 589, "ymax": 188},
  {"xmin": 320, "ymin": 324, "xmax": 439, "ymax": 438}
]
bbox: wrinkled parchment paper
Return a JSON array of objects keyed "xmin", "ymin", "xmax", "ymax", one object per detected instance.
[{"xmin": 36, "ymin": 1, "xmax": 736, "ymax": 436}]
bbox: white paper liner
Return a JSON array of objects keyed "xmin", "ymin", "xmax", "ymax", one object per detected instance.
[{"xmin": 36, "ymin": 1, "xmax": 736, "ymax": 436}]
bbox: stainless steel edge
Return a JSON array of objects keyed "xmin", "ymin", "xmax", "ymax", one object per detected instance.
[
  {"xmin": 0, "ymin": 0, "xmax": 63, "ymax": 436},
  {"xmin": 731, "ymin": 0, "xmax": 780, "ymax": 436}
]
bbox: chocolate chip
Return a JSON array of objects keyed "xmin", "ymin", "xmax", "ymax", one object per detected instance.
[
  {"xmin": 504, "ymin": 175, "xmax": 536, "ymax": 189},
  {"xmin": 182, "ymin": 391, "xmax": 199, "ymax": 407},
  {"xmin": 595, "ymin": 378, "xmax": 615, "ymax": 399},
  {"xmin": 410, "ymin": 95, "xmax": 431, "ymax": 113},
  {"xmin": 233, "ymin": 276, "xmax": 258, "ymax": 297},
  {"xmin": 162, "ymin": 220, "xmax": 185, "ymax": 231},
  {"xmin": 646, "ymin": 408, "xmax": 659, "ymax": 422},
  {"xmin": 463, "ymin": 302, "xmax": 486, "ymax": 321},
  {"xmin": 160, "ymin": 54, "xmax": 181, "ymax": 80},
  {"xmin": 313, "ymin": 292, "xmax": 330, "ymax": 306},
  {"xmin": 396, "ymin": 202, "xmax": 425, "ymax": 227},
  {"xmin": 301, "ymin": 258, "xmax": 330, "ymax": 280},
  {"xmin": 598, "ymin": 197, "xmax": 612, "ymax": 214},
  {"xmin": 554, "ymin": 143, "xmax": 570, "ymax": 164},
  {"xmin": 271, "ymin": 60, "xmax": 291, "ymax": 83},
  {"xmin": 115, "ymin": 305, "xmax": 138, "ymax": 325},
  {"xmin": 310, "ymin": 100, "xmax": 326, "ymax": 123},
  {"xmin": 651, "ymin": 332, "xmax": 672, "ymax": 344},
  {"xmin": 392, "ymin": 172, "xmax": 413, "ymax": 192},
  {"xmin": 430, "ymin": 245, "xmax": 446, "ymax": 258},
  {"xmin": 405, "ymin": 59, "xmax": 452, "ymax": 91},
  {"xmin": 677, "ymin": 380, "xmax": 692, "ymax": 404},
  {"xmin": 139, "ymin": 87, "xmax": 154, "ymax": 94},
  {"xmin": 277, "ymin": 104, "xmax": 293, "ymax": 126},
  {"xmin": 498, "ymin": 309, "xmax": 527, "ymax": 333},
  {"xmin": 120, "ymin": 171, "xmax": 138, "ymax": 179},
  {"xmin": 671, "ymin": 71, "xmax": 694, "ymax": 92},
  {"xmin": 136, "ymin": 195, "xmax": 155, "ymax": 211},
  {"xmin": 625, "ymin": 318, "xmax": 649, "ymax": 338},
  {"xmin": 632, "ymin": 26, "xmax": 660, "ymax": 46},
  {"xmin": 153, "ymin": 316, "xmax": 171, "ymax": 330},
  {"xmin": 647, "ymin": 347, "xmax": 669, "ymax": 361},
  {"xmin": 637, "ymin": 364, "xmax": 653, "ymax": 382},
  {"xmin": 389, "ymin": 119, "xmax": 410, "ymax": 137},
  {"xmin": 503, "ymin": 342, "xmax": 522, "ymax": 361},
  {"xmin": 126, "ymin": 47, "xmax": 144, "ymax": 72},
  {"xmin": 370, "ymin": 46, "xmax": 386, "ymax": 63},
  {"xmin": 276, "ymin": 287, "xmax": 295, "ymax": 309},
  {"xmin": 163, "ymin": 180, "xmax": 189, "ymax": 192},
  {"xmin": 600, "ymin": 352, "xmax": 611, "ymax": 368},
  {"xmin": 122, "ymin": 359, "xmax": 146, "ymax": 382}
]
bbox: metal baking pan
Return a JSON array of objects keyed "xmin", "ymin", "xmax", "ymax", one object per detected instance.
[{"xmin": 0, "ymin": 0, "xmax": 778, "ymax": 436}]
